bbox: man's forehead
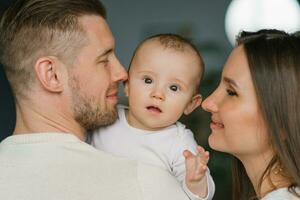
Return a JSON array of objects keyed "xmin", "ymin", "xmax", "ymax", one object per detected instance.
[{"xmin": 79, "ymin": 15, "xmax": 115, "ymax": 48}]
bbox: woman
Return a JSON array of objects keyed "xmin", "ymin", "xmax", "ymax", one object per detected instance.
[{"xmin": 202, "ymin": 29, "xmax": 300, "ymax": 200}]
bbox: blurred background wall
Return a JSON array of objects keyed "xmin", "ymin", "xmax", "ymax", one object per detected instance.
[{"xmin": 1, "ymin": 0, "xmax": 300, "ymax": 199}]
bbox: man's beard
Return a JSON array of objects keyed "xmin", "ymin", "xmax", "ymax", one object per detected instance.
[{"xmin": 69, "ymin": 76, "xmax": 118, "ymax": 132}]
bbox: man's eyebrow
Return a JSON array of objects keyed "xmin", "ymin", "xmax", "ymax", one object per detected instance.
[
  {"xmin": 96, "ymin": 48, "xmax": 113, "ymax": 60},
  {"xmin": 223, "ymin": 76, "xmax": 239, "ymax": 88}
]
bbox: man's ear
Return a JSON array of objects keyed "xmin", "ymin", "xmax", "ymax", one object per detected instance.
[
  {"xmin": 34, "ymin": 57, "xmax": 64, "ymax": 93},
  {"xmin": 184, "ymin": 94, "xmax": 202, "ymax": 115},
  {"xmin": 124, "ymin": 80, "xmax": 129, "ymax": 97}
]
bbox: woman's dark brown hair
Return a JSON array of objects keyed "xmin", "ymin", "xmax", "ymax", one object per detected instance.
[{"xmin": 232, "ymin": 29, "xmax": 300, "ymax": 200}]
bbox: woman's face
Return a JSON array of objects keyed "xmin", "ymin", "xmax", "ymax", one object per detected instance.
[{"xmin": 202, "ymin": 46, "xmax": 272, "ymax": 159}]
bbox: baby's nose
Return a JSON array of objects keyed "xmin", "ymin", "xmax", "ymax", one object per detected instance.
[{"xmin": 150, "ymin": 89, "xmax": 165, "ymax": 101}]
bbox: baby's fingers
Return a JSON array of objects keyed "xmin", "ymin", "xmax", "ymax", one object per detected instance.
[
  {"xmin": 183, "ymin": 149, "xmax": 194, "ymax": 159},
  {"xmin": 186, "ymin": 163, "xmax": 207, "ymax": 182},
  {"xmin": 196, "ymin": 146, "xmax": 205, "ymax": 153},
  {"xmin": 196, "ymin": 146, "xmax": 209, "ymax": 164}
]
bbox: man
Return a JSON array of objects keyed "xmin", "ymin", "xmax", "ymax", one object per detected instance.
[{"xmin": 0, "ymin": 0, "xmax": 190, "ymax": 199}]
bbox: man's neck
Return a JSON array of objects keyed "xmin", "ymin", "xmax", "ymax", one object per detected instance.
[{"xmin": 14, "ymin": 99, "xmax": 87, "ymax": 141}]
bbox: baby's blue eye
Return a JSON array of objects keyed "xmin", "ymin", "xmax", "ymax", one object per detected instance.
[
  {"xmin": 144, "ymin": 77, "xmax": 152, "ymax": 84},
  {"xmin": 170, "ymin": 85, "xmax": 179, "ymax": 92}
]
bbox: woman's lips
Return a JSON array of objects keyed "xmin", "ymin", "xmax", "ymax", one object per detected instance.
[{"xmin": 210, "ymin": 121, "xmax": 224, "ymax": 130}]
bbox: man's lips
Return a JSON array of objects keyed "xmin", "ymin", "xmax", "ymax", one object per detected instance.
[{"xmin": 106, "ymin": 92, "xmax": 118, "ymax": 100}]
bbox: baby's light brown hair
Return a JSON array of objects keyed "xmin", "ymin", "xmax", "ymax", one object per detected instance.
[{"xmin": 128, "ymin": 33, "xmax": 205, "ymax": 93}]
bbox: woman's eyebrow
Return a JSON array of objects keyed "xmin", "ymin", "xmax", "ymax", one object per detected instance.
[{"xmin": 223, "ymin": 76, "xmax": 239, "ymax": 89}]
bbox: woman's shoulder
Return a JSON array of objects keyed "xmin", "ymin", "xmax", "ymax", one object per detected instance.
[{"xmin": 262, "ymin": 187, "xmax": 300, "ymax": 200}]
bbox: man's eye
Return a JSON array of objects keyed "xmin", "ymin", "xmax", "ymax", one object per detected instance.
[
  {"xmin": 226, "ymin": 89, "xmax": 237, "ymax": 96},
  {"xmin": 144, "ymin": 77, "xmax": 152, "ymax": 84},
  {"xmin": 99, "ymin": 60, "xmax": 109, "ymax": 65},
  {"xmin": 170, "ymin": 85, "xmax": 179, "ymax": 92}
]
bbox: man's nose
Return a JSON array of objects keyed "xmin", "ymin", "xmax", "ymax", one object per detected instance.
[{"xmin": 111, "ymin": 55, "xmax": 128, "ymax": 83}]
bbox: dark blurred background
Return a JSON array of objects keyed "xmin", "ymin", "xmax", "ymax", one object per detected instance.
[{"xmin": 1, "ymin": 0, "xmax": 300, "ymax": 199}]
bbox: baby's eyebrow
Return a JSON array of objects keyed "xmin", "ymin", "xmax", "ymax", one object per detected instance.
[
  {"xmin": 136, "ymin": 70, "xmax": 155, "ymax": 75},
  {"xmin": 223, "ymin": 76, "xmax": 239, "ymax": 89},
  {"xmin": 171, "ymin": 78, "xmax": 188, "ymax": 89}
]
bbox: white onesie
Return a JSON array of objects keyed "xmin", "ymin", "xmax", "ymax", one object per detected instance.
[{"xmin": 90, "ymin": 105, "xmax": 215, "ymax": 200}]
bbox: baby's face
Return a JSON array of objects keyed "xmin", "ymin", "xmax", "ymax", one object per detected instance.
[{"xmin": 125, "ymin": 40, "xmax": 202, "ymax": 131}]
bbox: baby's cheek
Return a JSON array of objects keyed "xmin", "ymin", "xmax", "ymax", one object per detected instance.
[{"xmin": 168, "ymin": 103, "xmax": 185, "ymax": 119}]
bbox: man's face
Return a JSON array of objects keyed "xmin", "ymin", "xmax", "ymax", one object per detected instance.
[{"xmin": 68, "ymin": 15, "xmax": 127, "ymax": 131}]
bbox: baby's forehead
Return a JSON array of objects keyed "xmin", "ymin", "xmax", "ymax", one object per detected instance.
[
  {"xmin": 131, "ymin": 42, "xmax": 202, "ymax": 75},
  {"xmin": 138, "ymin": 38, "xmax": 187, "ymax": 53},
  {"xmin": 129, "ymin": 36, "xmax": 204, "ymax": 78},
  {"xmin": 134, "ymin": 39, "xmax": 199, "ymax": 62}
]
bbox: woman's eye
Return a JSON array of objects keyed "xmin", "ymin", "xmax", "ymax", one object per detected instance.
[
  {"xmin": 144, "ymin": 77, "xmax": 152, "ymax": 84},
  {"xmin": 170, "ymin": 85, "xmax": 179, "ymax": 92},
  {"xmin": 226, "ymin": 89, "xmax": 237, "ymax": 96}
]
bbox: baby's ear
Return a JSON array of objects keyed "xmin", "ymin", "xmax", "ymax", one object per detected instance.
[
  {"xmin": 124, "ymin": 81, "xmax": 129, "ymax": 97},
  {"xmin": 184, "ymin": 94, "xmax": 202, "ymax": 115}
]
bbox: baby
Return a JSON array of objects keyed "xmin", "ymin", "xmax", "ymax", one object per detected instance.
[{"xmin": 90, "ymin": 34, "xmax": 215, "ymax": 200}]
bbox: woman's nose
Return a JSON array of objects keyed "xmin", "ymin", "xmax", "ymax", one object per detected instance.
[{"xmin": 202, "ymin": 93, "xmax": 218, "ymax": 113}]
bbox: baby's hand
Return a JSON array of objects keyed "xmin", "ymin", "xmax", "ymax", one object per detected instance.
[{"xmin": 183, "ymin": 146, "xmax": 209, "ymax": 198}]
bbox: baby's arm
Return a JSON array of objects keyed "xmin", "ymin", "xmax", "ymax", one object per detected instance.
[
  {"xmin": 183, "ymin": 146, "xmax": 210, "ymax": 199},
  {"xmin": 171, "ymin": 127, "xmax": 214, "ymax": 200}
]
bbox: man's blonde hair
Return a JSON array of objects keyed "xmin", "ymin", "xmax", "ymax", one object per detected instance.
[{"xmin": 0, "ymin": 0, "xmax": 106, "ymax": 98}]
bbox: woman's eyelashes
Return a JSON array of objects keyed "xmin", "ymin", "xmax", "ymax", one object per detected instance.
[{"xmin": 226, "ymin": 88, "xmax": 238, "ymax": 96}]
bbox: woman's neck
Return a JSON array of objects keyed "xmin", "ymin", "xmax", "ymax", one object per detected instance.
[{"xmin": 238, "ymin": 151, "xmax": 290, "ymax": 198}]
